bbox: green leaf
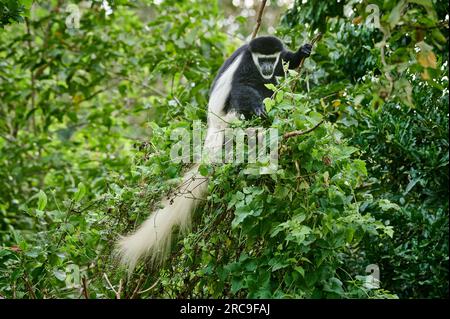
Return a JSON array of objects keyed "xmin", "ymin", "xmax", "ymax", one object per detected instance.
[
  {"xmin": 37, "ymin": 190, "xmax": 47, "ymax": 211},
  {"xmin": 231, "ymin": 205, "xmax": 252, "ymax": 229},
  {"xmin": 378, "ymin": 199, "xmax": 400, "ymax": 211},
  {"xmin": 263, "ymin": 97, "xmax": 275, "ymax": 112},
  {"xmin": 231, "ymin": 277, "xmax": 245, "ymax": 293},
  {"xmin": 25, "ymin": 248, "xmax": 41, "ymax": 258},
  {"xmin": 199, "ymin": 164, "xmax": 210, "ymax": 176},
  {"xmin": 269, "ymin": 258, "xmax": 289, "ymax": 271},
  {"xmin": 288, "ymin": 69, "xmax": 298, "ymax": 77},
  {"xmin": 403, "ymin": 178, "xmax": 420, "ymax": 195},
  {"xmin": 74, "ymin": 182, "xmax": 86, "ymax": 202},
  {"xmin": 53, "ymin": 269, "xmax": 66, "ymax": 281},
  {"xmin": 276, "ymin": 91, "xmax": 284, "ymax": 103},
  {"xmin": 384, "ymin": 226, "xmax": 394, "ymax": 238},
  {"xmin": 431, "ymin": 29, "xmax": 447, "ymax": 44},
  {"xmin": 294, "ymin": 266, "xmax": 305, "ymax": 277},
  {"xmin": 235, "ymin": 16, "xmax": 247, "ymax": 24}
]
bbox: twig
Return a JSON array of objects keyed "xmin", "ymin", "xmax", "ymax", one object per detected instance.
[
  {"xmin": 138, "ymin": 278, "xmax": 160, "ymax": 294},
  {"xmin": 23, "ymin": 273, "xmax": 36, "ymax": 299},
  {"xmin": 296, "ymin": 32, "xmax": 323, "ymax": 72},
  {"xmin": 25, "ymin": 18, "xmax": 37, "ymax": 134},
  {"xmin": 117, "ymin": 279, "xmax": 123, "ymax": 299},
  {"xmin": 283, "ymin": 120, "xmax": 324, "ymax": 139},
  {"xmin": 379, "ymin": 32, "xmax": 394, "ymax": 98},
  {"xmin": 404, "ymin": 20, "xmax": 448, "ymax": 30},
  {"xmin": 291, "ymin": 32, "xmax": 322, "ymax": 92},
  {"xmin": 81, "ymin": 276, "xmax": 89, "ymax": 299},
  {"xmin": 251, "ymin": 0, "xmax": 267, "ymax": 39},
  {"xmin": 0, "ymin": 133, "xmax": 17, "ymax": 144},
  {"xmin": 130, "ymin": 274, "xmax": 145, "ymax": 299},
  {"xmin": 103, "ymin": 273, "xmax": 120, "ymax": 299}
]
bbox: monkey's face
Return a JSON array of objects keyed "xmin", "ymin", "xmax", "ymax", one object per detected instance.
[{"xmin": 251, "ymin": 52, "xmax": 281, "ymax": 80}]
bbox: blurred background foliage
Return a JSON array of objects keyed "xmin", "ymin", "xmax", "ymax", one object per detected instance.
[{"xmin": 0, "ymin": 0, "xmax": 448, "ymax": 299}]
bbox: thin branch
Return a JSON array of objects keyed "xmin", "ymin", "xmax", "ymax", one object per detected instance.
[
  {"xmin": 291, "ymin": 32, "xmax": 322, "ymax": 92},
  {"xmin": 379, "ymin": 33, "xmax": 394, "ymax": 97},
  {"xmin": 23, "ymin": 273, "xmax": 36, "ymax": 299},
  {"xmin": 251, "ymin": 0, "xmax": 267, "ymax": 39},
  {"xmin": 0, "ymin": 133, "xmax": 17, "ymax": 144},
  {"xmin": 117, "ymin": 279, "xmax": 123, "ymax": 299},
  {"xmin": 130, "ymin": 275, "xmax": 145, "ymax": 299},
  {"xmin": 103, "ymin": 273, "xmax": 120, "ymax": 299},
  {"xmin": 81, "ymin": 276, "xmax": 89, "ymax": 299},
  {"xmin": 138, "ymin": 278, "xmax": 160, "ymax": 294},
  {"xmin": 25, "ymin": 18, "xmax": 37, "ymax": 134},
  {"xmin": 296, "ymin": 32, "xmax": 323, "ymax": 72},
  {"xmin": 403, "ymin": 20, "xmax": 449, "ymax": 30},
  {"xmin": 283, "ymin": 120, "xmax": 324, "ymax": 139},
  {"xmin": 119, "ymin": 74, "xmax": 166, "ymax": 96}
]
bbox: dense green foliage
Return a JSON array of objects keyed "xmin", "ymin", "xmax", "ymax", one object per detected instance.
[
  {"xmin": 0, "ymin": 0, "xmax": 29, "ymax": 27},
  {"xmin": 0, "ymin": 0, "xmax": 448, "ymax": 299},
  {"xmin": 350, "ymin": 83, "xmax": 449, "ymax": 298},
  {"xmin": 281, "ymin": 0, "xmax": 449, "ymax": 298}
]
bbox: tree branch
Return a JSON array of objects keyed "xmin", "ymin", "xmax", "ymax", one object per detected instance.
[
  {"xmin": 103, "ymin": 273, "xmax": 120, "ymax": 299},
  {"xmin": 283, "ymin": 120, "xmax": 324, "ymax": 139},
  {"xmin": 82, "ymin": 276, "xmax": 89, "ymax": 299},
  {"xmin": 138, "ymin": 278, "xmax": 160, "ymax": 295},
  {"xmin": 23, "ymin": 273, "xmax": 36, "ymax": 299},
  {"xmin": 25, "ymin": 18, "xmax": 37, "ymax": 133},
  {"xmin": 129, "ymin": 274, "xmax": 145, "ymax": 299},
  {"xmin": 291, "ymin": 32, "xmax": 322, "ymax": 92},
  {"xmin": 251, "ymin": 0, "xmax": 267, "ymax": 39},
  {"xmin": 296, "ymin": 32, "xmax": 323, "ymax": 72}
]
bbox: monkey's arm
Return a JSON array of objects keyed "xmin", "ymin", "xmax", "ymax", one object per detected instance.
[
  {"xmin": 229, "ymin": 85, "xmax": 266, "ymax": 119},
  {"xmin": 281, "ymin": 44, "xmax": 313, "ymax": 70}
]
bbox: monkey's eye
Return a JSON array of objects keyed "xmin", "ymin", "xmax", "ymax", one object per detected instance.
[{"xmin": 258, "ymin": 57, "xmax": 276, "ymax": 65}]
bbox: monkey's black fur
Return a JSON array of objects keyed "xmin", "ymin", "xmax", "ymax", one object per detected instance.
[
  {"xmin": 211, "ymin": 36, "xmax": 312, "ymax": 119},
  {"xmin": 249, "ymin": 36, "xmax": 284, "ymax": 54}
]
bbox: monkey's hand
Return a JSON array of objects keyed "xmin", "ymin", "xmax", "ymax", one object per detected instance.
[
  {"xmin": 299, "ymin": 43, "xmax": 312, "ymax": 57},
  {"xmin": 254, "ymin": 104, "xmax": 268, "ymax": 118}
]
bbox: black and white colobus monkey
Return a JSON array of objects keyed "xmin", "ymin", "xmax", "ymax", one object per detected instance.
[
  {"xmin": 116, "ymin": 36, "xmax": 312, "ymax": 272},
  {"xmin": 210, "ymin": 36, "xmax": 312, "ymax": 119}
]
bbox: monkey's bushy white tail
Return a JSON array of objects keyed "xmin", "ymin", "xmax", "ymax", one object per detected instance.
[
  {"xmin": 116, "ymin": 53, "xmax": 243, "ymax": 273},
  {"xmin": 116, "ymin": 125, "xmax": 229, "ymax": 272},
  {"xmin": 116, "ymin": 165, "xmax": 208, "ymax": 272}
]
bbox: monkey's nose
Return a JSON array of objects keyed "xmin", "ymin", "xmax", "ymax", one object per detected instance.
[{"xmin": 261, "ymin": 63, "xmax": 273, "ymax": 76}]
